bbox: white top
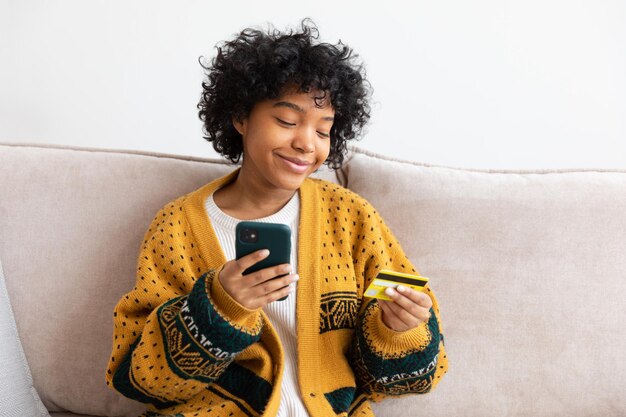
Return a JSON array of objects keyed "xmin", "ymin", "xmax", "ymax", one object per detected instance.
[{"xmin": 205, "ymin": 192, "xmax": 309, "ymax": 417}]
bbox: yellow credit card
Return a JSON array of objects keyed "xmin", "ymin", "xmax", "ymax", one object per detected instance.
[{"xmin": 364, "ymin": 269, "xmax": 429, "ymax": 301}]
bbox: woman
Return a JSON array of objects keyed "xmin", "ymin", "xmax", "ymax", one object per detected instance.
[{"xmin": 106, "ymin": 19, "xmax": 448, "ymax": 417}]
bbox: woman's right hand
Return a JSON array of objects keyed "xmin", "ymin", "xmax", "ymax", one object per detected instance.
[{"xmin": 218, "ymin": 249, "xmax": 299, "ymax": 309}]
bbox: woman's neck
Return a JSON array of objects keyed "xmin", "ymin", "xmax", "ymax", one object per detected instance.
[{"xmin": 213, "ymin": 170, "xmax": 297, "ymax": 220}]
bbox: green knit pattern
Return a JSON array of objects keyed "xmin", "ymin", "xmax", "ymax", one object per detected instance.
[{"xmin": 350, "ymin": 301, "xmax": 441, "ymax": 395}]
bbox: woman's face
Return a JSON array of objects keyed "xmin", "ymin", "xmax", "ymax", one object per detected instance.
[{"xmin": 234, "ymin": 86, "xmax": 335, "ymax": 193}]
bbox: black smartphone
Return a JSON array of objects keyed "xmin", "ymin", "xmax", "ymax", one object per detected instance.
[{"xmin": 235, "ymin": 221, "xmax": 292, "ymax": 301}]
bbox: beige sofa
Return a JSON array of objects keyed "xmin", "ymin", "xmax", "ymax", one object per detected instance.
[{"xmin": 1, "ymin": 142, "xmax": 625, "ymax": 417}]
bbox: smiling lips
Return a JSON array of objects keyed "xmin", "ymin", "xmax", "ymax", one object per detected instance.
[{"xmin": 278, "ymin": 154, "xmax": 313, "ymax": 174}]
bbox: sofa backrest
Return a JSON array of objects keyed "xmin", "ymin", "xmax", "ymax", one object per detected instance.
[
  {"xmin": 343, "ymin": 149, "xmax": 626, "ymax": 417},
  {"xmin": 1, "ymin": 142, "xmax": 625, "ymax": 416}
]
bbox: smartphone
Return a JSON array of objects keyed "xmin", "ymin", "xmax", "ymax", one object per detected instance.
[{"xmin": 235, "ymin": 221, "xmax": 292, "ymax": 301}]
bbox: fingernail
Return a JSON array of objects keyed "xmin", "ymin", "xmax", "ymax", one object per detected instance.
[
  {"xmin": 397, "ymin": 285, "xmax": 406, "ymax": 292},
  {"xmin": 292, "ymin": 274, "xmax": 299, "ymax": 281},
  {"xmin": 385, "ymin": 287, "xmax": 394, "ymax": 297},
  {"xmin": 260, "ymin": 249, "xmax": 270, "ymax": 257}
]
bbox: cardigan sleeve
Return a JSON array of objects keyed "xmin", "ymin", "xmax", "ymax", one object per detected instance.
[
  {"xmin": 349, "ymin": 201, "xmax": 449, "ymax": 401},
  {"xmin": 105, "ymin": 198, "xmax": 263, "ymax": 408}
]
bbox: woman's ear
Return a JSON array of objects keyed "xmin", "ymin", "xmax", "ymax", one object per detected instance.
[{"xmin": 232, "ymin": 116, "xmax": 246, "ymax": 136}]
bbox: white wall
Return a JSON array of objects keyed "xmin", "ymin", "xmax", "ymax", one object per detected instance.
[{"xmin": 1, "ymin": 0, "xmax": 625, "ymax": 169}]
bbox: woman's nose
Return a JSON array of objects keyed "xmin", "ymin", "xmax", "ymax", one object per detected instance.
[{"xmin": 293, "ymin": 128, "xmax": 315, "ymax": 153}]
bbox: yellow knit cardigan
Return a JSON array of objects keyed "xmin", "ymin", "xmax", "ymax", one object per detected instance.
[{"xmin": 106, "ymin": 169, "xmax": 448, "ymax": 417}]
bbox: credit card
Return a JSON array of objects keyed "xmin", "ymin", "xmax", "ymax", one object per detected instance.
[{"xmin": 364, "ymin": 269, "xmax": 429, "ymax": 301}]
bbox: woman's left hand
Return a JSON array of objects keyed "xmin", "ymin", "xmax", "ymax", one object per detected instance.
[{"xmin": 378, "ymin": 285, "xmax": 433, "ymax": 332}]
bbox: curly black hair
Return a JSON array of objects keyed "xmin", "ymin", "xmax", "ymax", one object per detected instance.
[{"xmin": 197, "ymin": 18, "xmax": 371, "ymax": 169}]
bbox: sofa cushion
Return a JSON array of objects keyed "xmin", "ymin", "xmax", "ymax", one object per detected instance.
[
  {"xmin": 341, "ymin": 148, "xmax": 626, "ymax": 417},
  {"xmin": 0, "ymin": 143, "xmax": 339, "ymax": 416},
  {"xmin": 0, "ymin": 259, "xmax": 50, "ymax": 417}
]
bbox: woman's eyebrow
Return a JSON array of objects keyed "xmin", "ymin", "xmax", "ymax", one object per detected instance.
[{"xmin": 272, "ymin": 101, "xmax": 334, "ymax": 122}]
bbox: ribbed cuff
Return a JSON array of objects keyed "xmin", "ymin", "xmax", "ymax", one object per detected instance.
[{"xmin": 208, "ymin": 267, "xmax": 262, "ymax": 334}]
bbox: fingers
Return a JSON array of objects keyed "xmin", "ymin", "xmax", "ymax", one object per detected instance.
[
  {"xmin": 233, "ymin": 249, "xmax": 271, "ymax": 274},
  {"xmin": 380, "ymin": 299, "xmax": 420, "ymax": 330},
  {"xmin": 249, "ymin": 263, "xmax": 293, "ymax": 286},
  {"xmin": 235, "ymin": 251, "xmax": 293, "ymax": 287},
  {"xmin": 220, "ymin": 270, "xmax": 297, "ymax": 310},
  {"xmin": 383, "ymin": 286, "xmax": 432, "ymax": 324},
  {"xmin": 219, "ymin": 250, "xmax": 297, "ymax": 309},
  {"xmin": 253, "ymin": 273, "xmax": 299, "ymax": 295},
  {"xmin": 265, "ymin": 279, "xmax": 297, "ymax": 303},
  {"xmin": 247, "ymin": 274, "xmax": 298, "ymax": 308},
  {"xmin": 378, "ymin": 300, "xmax": 406, "ymax": 330},
  {"xmin": 395, "ymin": 285, "xmax": 433, "ymax": 309}
]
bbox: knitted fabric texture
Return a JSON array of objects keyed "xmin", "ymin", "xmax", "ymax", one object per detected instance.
[{"xmin": 106, "ymin": 169, "xmax": 449, "ymax": 417}]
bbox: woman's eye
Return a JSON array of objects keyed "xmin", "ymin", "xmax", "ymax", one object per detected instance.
[
  {"xmin": 317, "ymin": 131, "xmax": 330, "ymax": 138},
  {"xmin": 276, "ymin": 118, "xmax": 295, "ymax": 126}
]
